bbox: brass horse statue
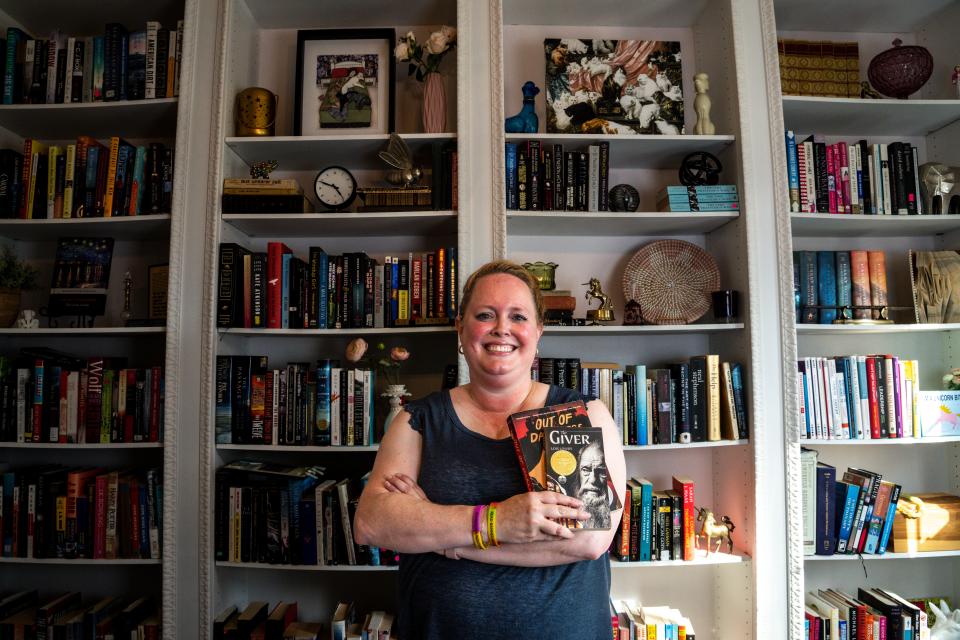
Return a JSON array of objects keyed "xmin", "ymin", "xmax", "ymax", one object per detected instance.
[
  {"xmin": 582, "ymin": 278, "xmax": 614, "ymax": 321},
  {"xmin": 696, "ymin": 506, "xmax": 736, "ymax": 554}
]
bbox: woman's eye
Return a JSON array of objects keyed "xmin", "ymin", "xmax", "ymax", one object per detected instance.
[
  {"xmin": 476, "ymin": 312, "xmax": 493, "ymax": 320},
  {"xmin": 512, "ymin": 314, "xmax": 528, "ymax": 322}
]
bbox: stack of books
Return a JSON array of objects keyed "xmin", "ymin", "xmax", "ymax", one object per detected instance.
[
  {"xmin": 655, "ymin": 185, "xmax": 739, "ymax": 212},
  {"xmin": 221, "ymin": 178, "xmax": 312, "ymax": 214},
  {"xmin": 611, "ymin": 599, "xmax": 697, "ymax": 639},
  {"xmin": 793, "ymin": 250, "xmax": 888, "ymax": 324},
  {"xmin": 612, "ymin": 476, "xmax": 697, "ymax": 563},
  {"xmin": 804, "ymin": 587, "xmax": 928, "ymax": 640}
]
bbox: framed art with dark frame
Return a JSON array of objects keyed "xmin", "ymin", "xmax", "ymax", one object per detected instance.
[{"xmin": 294, "ymin": 29, "xmax": 396, "ymax": 136}]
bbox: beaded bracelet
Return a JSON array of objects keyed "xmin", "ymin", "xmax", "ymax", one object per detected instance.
[
  {"xmin": 487, "ymin": 501, "xmax": 500, "ymax": 547},
  {"xmin": 472, "ymin": 504, "xmax": 488, "ymax": 550}
]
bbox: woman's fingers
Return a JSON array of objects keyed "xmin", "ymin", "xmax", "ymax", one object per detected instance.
[{"xmin": 382, "ymin": 473, "xmax": 428, "ymax": 500}]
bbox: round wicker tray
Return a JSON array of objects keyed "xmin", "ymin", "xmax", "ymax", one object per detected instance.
[{"xmin": 622, "ymin": 240, "xmax": 720, "ymax": 325}]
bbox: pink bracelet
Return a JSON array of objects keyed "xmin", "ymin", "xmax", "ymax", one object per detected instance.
[{"xmin": 472, "ymin": 505, "xmax": 487, "ymax": 550}]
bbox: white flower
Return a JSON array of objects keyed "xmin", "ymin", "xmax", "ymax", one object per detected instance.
[
  {"xmin": 425, "ymin": 30, "xmax": 449, "ymax": 55},
  {"xmin": 394, "ymin": 42, "xmax": 410, "ymax": 61},
  {"xmin": 440, "ymin": 25, "xmax": 457, "ymax": 44},
  {"xmin": 405, "ymin": 31, "xmax": 416, "ymax": 43}
]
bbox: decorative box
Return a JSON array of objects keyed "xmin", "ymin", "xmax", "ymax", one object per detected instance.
[{"xmin": 892, "ymin": 493, "xmax": 960, "ymax": 553}]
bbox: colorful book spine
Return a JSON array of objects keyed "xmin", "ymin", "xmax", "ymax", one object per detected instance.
[{"xmin": 786, "ymin": 130, "xmax": 800, "ymax": 212}]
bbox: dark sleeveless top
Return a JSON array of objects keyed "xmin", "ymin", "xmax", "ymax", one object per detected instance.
[{"xmin": 397, "ymin": 385, "xmax": 612, "ymax": 640}]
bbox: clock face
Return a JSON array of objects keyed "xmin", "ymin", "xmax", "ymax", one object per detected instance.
[{"xmin": 314, "ymin": 165, "xmax": 357, "ymax": 211}]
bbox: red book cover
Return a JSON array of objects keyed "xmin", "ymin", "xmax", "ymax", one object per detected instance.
[
  {"xmin": 826, "ymin": 143, "xmax": 837, "ymax": 213},
  {"xmin": 507, "ymin": 400, "xmax": 587, "ymax": 491},
  {"xmin": 129, "ymin": 477, "xmax": 141, "ymax": 558},
  {"xmin": 672, "ymin": 475, "xmax": 696, "ymax": 561},
  {"xmin": 618, "ymin": 482, "xmax": 630, "ymax": 560},
  {"xmin": 31, "ymin": 359, "xmax": 43, "ymax": 442},
  {"xmin": 411, "ymin": 254, "xmax": 422, "ymax": 321},
  {"xmin": 94, "ymin": 473, "xmax": 107, "ymax": 559},
  {"xmin": 436, "ymin": 247, "xmax": 446, "ymax": 318},
  {"xmin": 865, "ymin": 356, "xmax": 881, "ymax": 439},
  {"xmin": 149, "ymin": 366, "xmax": 161, "ymax": 442},
  {"xmin": 266, "ymin": 242, "xmax": 292, "ymax": 329},
  {"xmin": 838, "ymin": 141, "xmax": 850, "ymax": 213}
]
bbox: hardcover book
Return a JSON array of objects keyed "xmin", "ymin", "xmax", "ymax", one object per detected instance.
[
  {"xmin": 543, "ymin": 426, "xmax": 610, "ymax": 529},
  {"xmin": 507, "ymin": 400, "xmax": 588, "ymax": 491}
]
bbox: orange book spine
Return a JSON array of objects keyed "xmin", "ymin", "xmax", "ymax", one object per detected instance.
[
  {"xmin": 672, "ymin": 476, "xmax": 696, "ymax": 561},
  {"xmin": 866, "ymin": 251, "xmax": 887, "ymax": 320},
  {"xmin": 849, "ymin": 250, "xmax": 871, "ymax": 319}
]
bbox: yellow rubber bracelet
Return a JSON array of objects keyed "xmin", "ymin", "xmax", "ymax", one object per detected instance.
[{"xmin": 488, "ymin": 502, "xmax": 500, "ymax": 547}]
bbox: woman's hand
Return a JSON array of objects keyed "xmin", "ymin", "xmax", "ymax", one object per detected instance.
[
  {"xmin": 383, "ymin": 472, "xmax": 429, "ymax": 501},
  {"xmin": 494, "ymin": 491, "xmax": 590, "ymax": 543}
]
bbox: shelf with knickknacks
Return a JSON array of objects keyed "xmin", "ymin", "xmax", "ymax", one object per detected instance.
[{"xmin": 394, "ymin": 26, "xmax": 457, "ymax": 134}]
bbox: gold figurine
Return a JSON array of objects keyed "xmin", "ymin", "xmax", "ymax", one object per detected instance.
[{"xmin": 583, "ymin": 277, "xmax": 614, "ymax": 323}]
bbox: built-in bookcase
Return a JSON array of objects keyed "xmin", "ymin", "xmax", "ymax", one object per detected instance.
[
  {"xmin": 0, "ymin": 0, "xmax": 212, "ymax": 637},
  {"xmin": 764, "ymin": 0, "xmax": 960, "ymax": 636},
  {"xmin": 200, "ymin": 0, "xmax": 464, "ymax": 630}
]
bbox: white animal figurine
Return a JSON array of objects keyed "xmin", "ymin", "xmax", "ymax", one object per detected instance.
[
  {"xmin": 15, "ymin": 309, "xmax": 38, "ymax": 329},
  {"xmin": 930, "ymin": 600, "xmax": 960, "ymax": 640},
  {"xmin": 693, "ymin": 72, "xmax": 715, "ymax": 135}
]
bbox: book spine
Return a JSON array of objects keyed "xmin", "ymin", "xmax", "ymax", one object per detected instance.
[
  {"xmin": 815, "ymin": 464, "xmax": 836, "ymax": 554},
  {"xmin": 504, "ymin": 143, "xmax": 518, "ymax": 210},
  {"xmin": 598, "ymin": 141, "xmax": 609, "ymax": 211},
  {"xmin": 786, "ymin": 130, "xmax": 800, "ymax": 212},
  {"xmin": 867, "ymin": 251, "xmax": 887, "ymax": 320},
  {"xmin": 528, "ymin": 140, "xmax": 541, "ymax": 211},
  {"xmin": 587, "ymin": 144, "xmax": 599, "ymax": 212}
]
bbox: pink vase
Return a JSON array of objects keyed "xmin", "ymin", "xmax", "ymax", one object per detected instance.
[{"xmin": 422, "ymin": 72, "xmax": 446, "ymax": 133}]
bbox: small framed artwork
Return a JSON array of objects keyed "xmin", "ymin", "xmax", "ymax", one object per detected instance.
[
  {"xmin": 149, "ymin": 264, "xmax": 169, "ymax": 320},
  {"xmin": 294, "ymin": 29, "xmax": 396, "ymax": 136}
]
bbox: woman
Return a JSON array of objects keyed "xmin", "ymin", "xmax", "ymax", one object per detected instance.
[{"xmin": 354, "ymin": 260, "xmax": 625, "ymax": 640}]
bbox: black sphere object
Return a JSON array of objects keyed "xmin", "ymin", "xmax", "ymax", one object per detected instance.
[
  {"xmin": 679, "ymin": 151, "xmax": 723, "ymax": 186},
  {"xmin": 609, "ymin": 184, "xmax": 640, "ymax": 212}
]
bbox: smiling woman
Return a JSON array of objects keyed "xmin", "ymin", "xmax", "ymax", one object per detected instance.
[{"xmin": 353, "ymin": 260, "xmax": 626, "ymax": 640}]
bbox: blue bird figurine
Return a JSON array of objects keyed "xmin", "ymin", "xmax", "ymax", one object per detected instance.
[{"xmin": 505, "ymin": 81, "xmax": 540, "ymax": 133}]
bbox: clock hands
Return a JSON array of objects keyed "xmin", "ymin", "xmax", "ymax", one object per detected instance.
[{"xmin": 320, "ymin": 180, "xmax": 343, "ymax": 197}]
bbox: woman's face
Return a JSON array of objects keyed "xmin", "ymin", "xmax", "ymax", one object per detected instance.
[{"xmin": 458, "ymin": 273, "xmax": 542, "ymax": 381}]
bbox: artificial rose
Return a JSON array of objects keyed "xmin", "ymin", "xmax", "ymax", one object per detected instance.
[
  {"xmin": 424, "ymin": 30, "xmax": 449, "ymax": 55},
  {"xmin": 394, "ymin": 42, "xmax": 410, "ymax": 61},
  {"xmin": 405, "ymin": 31, "xmax": 416, "ymax": 43},
  {"xmin": 440, "ymin": 25, "xmax": 456, "ymax": 44},
  {"xmin": 345, "ymin": 337, "xmax": 368, "ymax": 363},
  {"xmin": 390, "ymin": 346, "xmax": 410, "ymax": 362}
]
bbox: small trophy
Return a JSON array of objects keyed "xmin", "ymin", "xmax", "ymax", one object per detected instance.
[{"xmin": 583, "ymin": 278, "xmax": 615, "ymax": 323}]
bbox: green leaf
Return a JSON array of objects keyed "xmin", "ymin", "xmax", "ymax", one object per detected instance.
[{"xmin": 415, "ymin": 68, "xmax": 424, "ymax": 81}]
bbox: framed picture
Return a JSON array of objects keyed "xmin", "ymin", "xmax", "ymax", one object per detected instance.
[
  {"xmin": 294, "ymin": 29, "xmax": 396, "ymax": 136},
  {"xmin": 149, "ymin": 264, "xmax": 169, "ymax": 320},
  {"xmin": 544, "ymin": 39, "xmax": 684, "ymax": 135}
]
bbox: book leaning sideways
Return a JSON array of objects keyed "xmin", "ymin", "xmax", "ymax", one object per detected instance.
[{"xmin": 507, "ymin": 400, "xmax": 621, "ymax": 530}]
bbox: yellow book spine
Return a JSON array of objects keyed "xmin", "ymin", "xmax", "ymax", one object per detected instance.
[
  {"xmin": 103, "ymin": 137, "xmax": 120, "ymax": 217},
  {"xmin": 63, "ymin": 144, "xmax": 76, "ymax": 218},
  {"xmin": 706, "ymin": 355, "xmax": 721, "ymax": 441},
  {"xmin": 398, "ymin": 290, "xmax": 409, "ymax": 322},
  {"xmin": 47, "ymin": 146, "xmax": 59, "ymax": 218}
]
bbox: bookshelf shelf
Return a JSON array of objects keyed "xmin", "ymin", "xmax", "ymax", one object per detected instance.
[
  {"xmin": 800, "ymin": 436, "xmax": 960, "ymax": 446},
  {"xmin": 217, "ymin": 327, "xmax": 455, "ymax": 337},
  {"xmin": 0, "ymin": 98, "xmax": 179, "ymax": 139},
  {"xmin": 623, "ymin": 439, "xmax": 748, "ymax": 451},
  {"xmin": 0, "ymin": 327, "xmax": 166, "ymax": 336},
  {"xmin": 782, "ymin": 96, "xmax": 960, "ymax": 137},
  {"xmin": 609, "ymin": 550, "xmax": 749, "ymax": 568},
  {"xmin": 0, "ymin": 214, "xmax": 172, "ymax": 242},
  {"xmin": 0, "ymin": 442, "xmax": 163, "ymax": 449},
  {"xmin": 224, "ymin": 134, "xmax": 457, "ymax": 171},
  {"xmin": 0, "ymin": 558, "xmax": 162, "ymax": 565},
  {"xmin": 507, "ymin": 211, "xmax": 739, "ymax": 237},
  {"xmin": 804, "ymin": 550, "xmax": 960, "ymax": 561},
  {"xmin": 794, "ymin": 323, "xmax": 957, "ymax": 335},
  {"xmin": 235, "ymin": 0, "xmax": 456, "ymax": 29},
  {"xmin": 222, "ymin": 212, "xmax": 457, "ymax": 238},
  {"xmin": 772, "ymin": 0, "xmax": 953, "ymax": 32},
  {"xmin": 216, "ymin": 562, "xmax": 397, "ymax": 572},
  {"xmin": 0, "ymin": 1, "xmax": 184, "ymax": 37},
  {"xmin": 790, "ymin": 213, "xmax": 960, "ymax": 237},
  {"xmin": 217, "ymin": 444, "xmax": 377, "ymax": 452},
  {"xmin": 503, "ymin": 133, "xmax": 735, "ymax": 170},
  {"xmin": 541, "ymin": 324, "xmax": 743, "ymax": 336}
]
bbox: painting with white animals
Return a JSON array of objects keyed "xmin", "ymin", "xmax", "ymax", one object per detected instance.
[{"xmin": 544, "ymin": 38, "xmax": 684, "ymax": 135}]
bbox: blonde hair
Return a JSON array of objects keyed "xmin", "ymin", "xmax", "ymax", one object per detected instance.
[{"xmin": 458, "ymin": 260, "xmax": 544, "ymax": 325}]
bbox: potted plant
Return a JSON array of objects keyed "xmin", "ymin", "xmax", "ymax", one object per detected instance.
[{"xmin": 0, "ymin": 247, "xmax": 38, "ymax": 327}]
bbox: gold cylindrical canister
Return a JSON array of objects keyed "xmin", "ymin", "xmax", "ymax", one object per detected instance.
[{"xmin": 235, "ymin": 87, "xmax": 278, "ymax": 136}]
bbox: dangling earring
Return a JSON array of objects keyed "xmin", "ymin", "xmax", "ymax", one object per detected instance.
[
  {"xmin": 458, "ymin": 343, "xmax": 464, "ymax": 354},
  {"xmin": 536, "ymin": 348, "xmax": 540, "ymax": 357}
]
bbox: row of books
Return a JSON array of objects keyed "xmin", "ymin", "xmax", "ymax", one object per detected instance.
[
  {"xmin": 793, "ymin": 250, "xmax": 888, "ymax": 324},
  {"xmin": 805, "ymin": 587, "xmax": 930, "ymax": 640},
  {"xmin": 505, "ymin": 140, "xmax": 611, "ymax": 211},
  {"xmin": 215, "ymin": 461, "xmax": 391, "ymax": 567},
  {"xmin": 214, "ymin": 601, "xmax": 395, "ymax": 640},
  {"xmin": 533, "ymin": 356, "xmax": 748, "ymax": 445},
  {"xmin": 217, "ymin": 243, "xmax": 458, "ymax": 330},
  {"xmin": 797, "ymin": 355, "xmax": 920, "ymax": 440},
  {"xmin": 2, "ymin": 21, "xmax": 183, "ymax": 105},
  {"xmin": 611, "ymin": 599, "xmax": 696, "ymax": 640},
  {"xmin": 802, "ymin": 454, "xmax": 901, "ymax": 557},
  {"xmin": 0, "ymin": 351, "xmax": 164, "ymax": 444},
  {"xmin": 0, "ymin": 137, "xmax": 174, "ymax": 219},
  {"xmin": 0, "ymin": 465, "xmax": 163, "ymax": 560},
  {"xmin": 655, "ymin": 184, "xmax": 740, "ymax": 212},
  {"xmin": 611, "ymin": 476, "xmax": 697, "ymax": 563},
  {"xmin": 785, "ymin": 132, "xmax": 925, "ymax": 215},
  {"xmin": 216, "ymin": 357, "xmax": 379, "ymax": 447},
  {"xmin": 0, "ymin": 591, "xmax": 159, "ymax": 640}
]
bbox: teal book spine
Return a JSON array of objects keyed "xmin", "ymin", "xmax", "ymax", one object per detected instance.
[
  {"xmin": 817, "ymin": 251, "xmax": 837, "ymax": 324},
  {"xmin": 639, "ymin": 479, "xmax": 653, "ymax": 561}
]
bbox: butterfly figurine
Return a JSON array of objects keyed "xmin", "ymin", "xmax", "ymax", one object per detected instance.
[{"xmin": 378, "ymin": 133, "xmax": 422, "ymax": 188}]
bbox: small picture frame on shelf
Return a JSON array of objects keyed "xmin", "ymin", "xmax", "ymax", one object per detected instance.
[
  {"xmin": 149, "ymin": 264, "xmax": 169, "ymax": 321},
  {"xmin": 294, "ymin": 29, "xmax": 396, "ymax": 136}
]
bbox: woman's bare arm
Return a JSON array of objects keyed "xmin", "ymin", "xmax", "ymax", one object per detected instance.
[{"xmin": 353, "ymin": 410, "xmax": 587, "ymax": 553}]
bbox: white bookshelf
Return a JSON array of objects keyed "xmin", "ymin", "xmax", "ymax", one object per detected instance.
[
  {"xmin": 507, "ymin": 211, "xmax": 739, "ymax": 236},
  {"xmin": 0, "ymin": 214, "xmax": 172, "ymax": 241},
  {"xmin": 223, "ymin": 212, "xmax": 457, "ymax": 238},
  {"xmin": 0, "ymin": 98, "xmax": 179, "ymax": 139},
  {"xmin": 767, "ymin": 0, "xmax": 960, "ymax": 637},
  {"xmin": 805, "ymin": 550, "xmax": 960, "ymax": 561}
]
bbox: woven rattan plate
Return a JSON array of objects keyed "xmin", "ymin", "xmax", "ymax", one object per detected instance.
[{"xmin": 622, "ymin": 240, "xmax": 720, "ymax": 325}]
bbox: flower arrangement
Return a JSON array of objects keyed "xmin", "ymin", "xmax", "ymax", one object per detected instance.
[
  {"xmin": 944, "ymin": 368, "xmax": 960, "ymax": 391},
  {"xmin": 345, "ymin": 338, "xmax": 411, "ymax": 386},
  {"xmin": 0, "ymin": 247, "xmax": 38, "ymax": 290},
  {"xmin": 394, "ymin": 26, "xmax": 457, "ymax": 81}
]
